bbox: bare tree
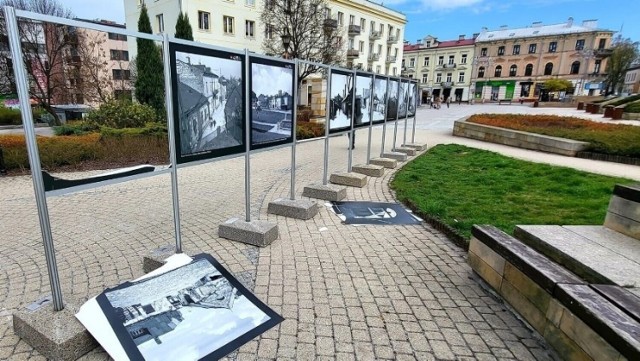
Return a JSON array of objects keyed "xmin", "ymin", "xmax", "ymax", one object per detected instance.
[
  {"xmin": 260, "ymin": 0, "xmax": 344, "ymax": 82},
  {"xmin": 604, "ymin": 36, "xmax": 640, "ymax": 95},
  {"xmin": 0, "ymin": 0, "xmax": 74, "ymax": 125}
]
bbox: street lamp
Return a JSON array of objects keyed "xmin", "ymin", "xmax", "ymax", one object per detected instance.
[{"xmin": 281, "ymin": 27, "xmax": 292, "ymax": 59}]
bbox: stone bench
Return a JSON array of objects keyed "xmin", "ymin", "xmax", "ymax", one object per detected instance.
[
  {"xmin": 498, "ymin": 99, "xmax": 512, "ymax": 105},
  {"xmin": 468, "ymin": 225, "xmax": 640, "ymax": 360}
]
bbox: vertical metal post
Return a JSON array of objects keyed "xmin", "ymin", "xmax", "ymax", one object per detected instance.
[
  {"xmin": 380, "ymin": 77, "xmax": 389, "ymax": 157},
  {"xmin": 244, "ymin": 50, "xmax": 251, "ymax": 222},
  {"xmin": 366, "ymin": 74, "xmax": 374, "ymax": 164},
  {"xmin": 322, "ymin": 67, "xmax": 332, "ymax": 185},
  {"xmin": 392, "ymin": 79, "xmax": 400, "ymax": 150},
  {"xmin": 161, "ymin": 34, "xmax": 183, "ymax": 253},
  {"xmin": 4, "ymin": 6, "xmax": 64, "ymax": 311},
  {"xmin": 347, "ymin": 70, "xmax": 356, "ymax": 172},
  {"xmin": 403, "ymin": 79, "xmax": 410, "ymax": 145},
  {"xmin": 411, "ymin": 82, "xmax": 418, "ymax": 143},
  {"xmin": 290, "ymin": 60, "xmax": 298, "ymax": 200}
]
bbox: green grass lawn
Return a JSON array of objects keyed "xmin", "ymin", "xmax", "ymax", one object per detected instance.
[{"xmin": 391, "ymin": 144, "xmax": 634, "ymax": 242}]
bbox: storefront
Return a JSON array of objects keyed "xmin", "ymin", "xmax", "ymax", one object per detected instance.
[{"xmin": 473, "ymin": 80, "xmax": 516, "ymax": 101}]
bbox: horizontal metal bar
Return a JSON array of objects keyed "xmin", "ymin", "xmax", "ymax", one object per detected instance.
[
  {"xmin": 297, "ymin": 60, "xmax": 330, "ymax": 69},
  {"xmin": 14, "ymin": 9, "xmax": 162, "ymax": 41},
  {"xmin": 176, "ymin": 151, "xmax": 246, "ymax": 170},
  {"xmin": 247, "ymin": 51, "xmax": 296, "ymax": 65},
  {"xmin": 46, "ymin": 167, "xmax": 172, "ymax": 197},
  {"xmin": 296, "ymin": 136, "xmax": 326, "ymax": 145},
  {"xmin": 250, "ymin": 142, "xmax": 294, "ymax": 155},
  {"xmin": 168, "ymin": 36, "xmax": 245, "ymax": 56}
]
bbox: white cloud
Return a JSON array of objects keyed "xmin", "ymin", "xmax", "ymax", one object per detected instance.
[{"xmin": 375, "ymin": 0, "xmax": 485, "ymax": 11}]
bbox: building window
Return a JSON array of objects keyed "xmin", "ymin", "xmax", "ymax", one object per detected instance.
[
  {"xmin": 112, "ymin": 69, "xmax": 131, "ymax": 80},
  {"xmin": 348, "ymin": 38, "xmax": 354, "ymax": 50},
  {"xmin": 594, "ymin": 59, "xmax": 601, "ymax": 74},
  {"xmin": 494, "ymin": 65, "xmax": 502, "ymax": 77},
  {"xmin": 461, "ymin": 54, "xmax": 467, "ymax": 64},
  {"xmin": 376, "ymin": 65, "xmax": 381, "ymax": 73},
  {"xmin": 110, "ymin": 50, "xmax": 129, "ymax": 61},
  {"xmin": 223, "ymin": 16, "xmax": 234, "ymax": 34},
  {"xmin": 481, "ymin": 47, "xmax": 487, "ymax": 56},
  {"xmin": 425, "ymin": 40, "xmax": 431, "ymax": 48},
  {"xmin": 598, "ymin": 38, "xmax": 606, "ymax": 50},
  {"xmin": 498, "ymin": 46, "xmax": 505, "ymax": 56},
  {"xmin": 446, "ymin": 73, "xmax": 452, "ymax": 82},
  {"xmin": 528, "ymin": 44, "xmax": 537, "ymax": 54},
  {"xmin": 359, "ymin": 40, "xmax": 364, "ymax": 52},
  {"xmin": 108, "ymin": 33, "xmax": 127, "ymax": 41},
  {"xmin": 422, "ymin": 73, "xmax": 428, "ymax": 83},
  {"xmin": 478, "ymin": 66, "xmax": 485, "ymax": 78},
  {"xmin": 265, "ymin": 24, "xmax": 274, "ymax": 39},
  {"xmin": 448, "ymin": 55, "xmax": 455, "ymax": 65},
  {"xmin": 423, "ymin": 57, "xmax": 429, "ymax": 66},
  {"xmin": 393, "ymin": 67, "xmax": 397, "ymax": 75},
  {"xmin": 156, "ymin": 14, "xmax": 164, "ymax": 33},
  {"xmin": 409, "ymin": 58, "xmax": 415, "ymax": 67},
  {"xmin": 548, "ymin": 41, "xmax": 557, "ymax": 53},
  {"xmin": 198, "ymin": 11, "xmax": 210, "ymax": 30},
  {"xmin": 245, "ymin": 20, "xmax": 255, "ymax": 37},
  {"xmin": 337, "ymin": 12, "xmax": 343, "ymax": 26},
  {"xmin": 436, "ymin": 73, "xmax": 442, "ymax": 82},
  {"xmin": 246, "ymin": 0, "xmax": 255, "ymax": 5},
  {"xmin": 114, "ymin": 89, "xmax": 132, "ymax": 101},
  {"xmin": 575, "ymin": 39, "xmax": 585, "ymax": 50},
  {"xmin": 512, "ymin": 44, "xmax": 520, "ymax": 55},
  {"xmin": 438, "ymin": 56, "xmax": 444, "ymax": 65},
  {"xmin": 509, "ymin": 64, "xmax": 517, "ymax": 77},
  {"xmin": 360, "ymin": 18, "xmax": 365, "ymax": 32},
  {"xmin": 458, "ymin": 72, "xmax": 465, "ymax": 82},
  {"xmin": 570, "ymin": 61, "xmax": 580, "ymax": 74},
  {"xmin": 525, "ymin": 63, "xmax": 533, "ymax": 76},
  {"xmin": 544, "ymin": 62, "xmax": 553, "ymax": 75}
]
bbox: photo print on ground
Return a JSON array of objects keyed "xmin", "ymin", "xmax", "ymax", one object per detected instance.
[
  {"xmin": 354, "ymin": 73, "xmax": 372, "ymax": 128},
  {"xmin": 170, "ymin": 42, "xmax": 245, "ymax": 164},
  {"xmin": 386, "ymin": 78, "xmax": 399, "ymax": 121},
  {"xmin": 249, "ymin": 57, "xmax": 294, "ymax": 150},
  {"xmin": 331, "ymin": 201, "xmax": 422, "ymax": 225},
  {"xmin": 329, "ymin": 70, "xmax": 354, "ymax": 134},
  {"xmin": 407, "ymin": 81, "xmax": 417, "ymax": 117},
  {"xmin": 96, "ymin": 253, "xmax": 283, "ymax": 361},
  {"xmin": 372, "ymin": 77, "xmax": 388, "ymax": 124}
]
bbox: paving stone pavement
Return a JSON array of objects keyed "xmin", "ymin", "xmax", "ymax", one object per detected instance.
[{"xmin": 0, "ymin": 113, "xmax": 569, "ymax": 360}]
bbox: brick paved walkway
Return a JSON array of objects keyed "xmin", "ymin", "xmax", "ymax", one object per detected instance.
[{"xmin": 0, "ymin": 115, "xmax": 562, "ymax": 360}]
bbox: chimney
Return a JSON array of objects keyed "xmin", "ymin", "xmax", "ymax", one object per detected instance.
[
  {"xmin": 472, "ymin": 32, "xmax": 480, "ymax": 39},
  {"xmin": 566, "ymin": 17, "xmax": 574, "ymax": 27},
  {"xmin": 500, "ymin": 25, "xmax": 508, "ymax": 29},
  {"xmin": 582, "ymin": 19, "xmax": 598, "ymax": 29},
  {"xmin": 459, "ymin": 34, "xmax": 465, "ymax": 40}
]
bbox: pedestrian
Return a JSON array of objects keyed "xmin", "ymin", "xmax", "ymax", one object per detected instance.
[
  {"xmin": 446, "ymin": 96, "xmax": 451, "ymax": 108},
  {"xmin": 0, "ymin": 146, "xmax": 7, "ymax": 176},
  {"xmin": 457, "ymin": 96, "xmax": 462, "ymax": 105}
]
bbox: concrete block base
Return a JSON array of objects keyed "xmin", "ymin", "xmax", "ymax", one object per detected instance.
[
  {"xmin": 392, "ymin": 147, "xmax": 417, "ymax": 156},
  {"xmin": 13, "ymin": 300, "xmax": 97, "ymax": 360},
  {"xmin": 143, "ymin": 244, "xmax": 177, "ymax": 273},
  {"xmin": 268, "ymin": 198, "xmax": 319, "ymax": 220},
  {"xmin": 369, "ymin": 157, "xmax": 398, "ymax": 169},
  {"xmin": 381, "ymin": 152, "xmax": 408, "ymax": 161},
  {"xmin": 302, "ymin": 183, "xmax": 347, "ymax": 201},
  {"xmin": 352, "ymin": 163, "xmax": 385, "ymax": 177},
  {"xmin": 402, "ymin": 142, "xmax": 426, "ymax": 151},
  {"xmin": 219, "ymin": 218, "xmax": 279, "ymax": 247},
  {"xmin": 330, "ymin": 172, "xmax": 368, "ymax": 188}
]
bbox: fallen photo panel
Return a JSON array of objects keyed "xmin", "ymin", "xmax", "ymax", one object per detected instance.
[
  {"xmin": 354, "ymin": 73, "xmax": 372, "ymax": 129},
  {"xmin": 329, "ymin": 70, "xmax": 354, "ymax": 134},
  {"xmin": 372, "ymin": 77, "xmax": 388, "ymax": 124},
  {"xmin": 170, "ymin": 42, "xmax": 246, "ymax": 164},
  {"xmin": 250, "ymin": 57, "xmax": 295, "ymax": 150},
  {"xmin": 94, "ymin": 253, "xmax": 283, "ymax": 361},
  {"xmin": 331, "ymin": 201, "xmax": 422, "ymax": 225}
]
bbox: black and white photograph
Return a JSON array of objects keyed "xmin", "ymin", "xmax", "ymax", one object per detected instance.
[
  {"xmin": 250, "ymin": 58, "xmax": 294, "ymax": 149},
  {"xmin": 386, "ymin": 79, "xmax": 399, "ymax": 121},
  {"xmin": 372, "ymin": 77, "xmax": 387, "ymax": 124},
  {"xmin": 171, "ymin": 43, "xmax": 245, "ymax": 163},
  {"xmin": 353, "ymin": 74, "xmax": 372, "ymax": 128},
  {"xmin": 329, "ymin": 70, "xmax": 354, "ymax": 133},
  {"xmin": 397, "ymin": 80, "xmax": 409, "ymax": 119},
  {"xmin": 407, "ymin": 82, "xmax": 417, "ymax": 117},
  {"xmin": 331, "ymin": 201, "xmax": 422, "ymax": 225},
  {"xmin": 96, "ymin": 254, "xmax": 283, "ymax": 361}
]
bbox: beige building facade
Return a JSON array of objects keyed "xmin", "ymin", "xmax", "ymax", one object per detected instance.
[
  {"xmin": 623, "ymin": 65, "xmax": 640, "ymax": 94},
  {"xmin": 401, "ymin": 35, "xmax": 475, "ymax": 103},
  {"xmin": 471, "ymin": 18, "xmax": 614, "ymax": 101}
]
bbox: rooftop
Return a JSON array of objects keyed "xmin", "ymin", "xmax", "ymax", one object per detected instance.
[
  {"xmin": 475, "ymin": 18, "xmax": 613, "ymax": 42},
  {"xmin": 404, "ymin": 37, "xmax": 475, "ymax": 52}
]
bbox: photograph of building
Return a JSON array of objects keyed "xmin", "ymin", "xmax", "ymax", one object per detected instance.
[
  {"xmin": 386, "ymin": 79, "xmax": 399, "ymax": 120},
  {"xmin": 101, "ymin": 257, "xmax": 277, "ymax": 361},
  {"xmin": 372, "ymin": 77, "xmax": 388, "ymax": 123},
  {"xmin": 397, "ymin": 80, "xmax": 408, "ymax": 118},
  {"xmin": 250, "ymin": 62, "xmax": 294, "ymax": 147},
  {"xmin": 354, "ymin": 75, "xmax": 372, "ymax": 127},
  {"xmin": 329, "ymin": 72, "xmax": 354, "ymax": 132},
  {"xmin": 175, "ymin": 50, "xmax": 243, "ymax": 158},
  {"xmin": 407, "ymin": 82, "xmax": 416, "ymax": 117}
]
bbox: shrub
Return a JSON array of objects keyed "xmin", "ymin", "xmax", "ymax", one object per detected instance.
[
  {"xmin": 53, "ymin": 121, "xmax": 100, "ymax": 136},
  {"xmin": 608, "ymin": 94, "xmax": 640, "ymax": 107},
  {"xmin": 86, "ymin": 99, "xmax": 158, "ymax": 128},
  {"xmin": 99, "ymin": 122, "xmax": 167, "ymax": 138},
  {"xmin": 296, "ymin": 107, "xmax": 314, "ymax": 122},
  {"xmin": 297, "ymin": 121, "xmax": 324, "ymax": 140},
  {"xmin": 624, "ymin": 101, "xmax": 640, "ymax": 113},
  {"xmin": 0, "ymin": 106, "xmax": 22, "ymax": 126}
]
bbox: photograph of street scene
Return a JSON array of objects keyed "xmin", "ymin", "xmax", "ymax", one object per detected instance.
[
  {"xmin": 175, "ymin": 50, "xmax": 243, "ymax": 159},
  {"xmin": 250, "ymin": 62, "xmax": 294, "ymax": 147},
  {"xmin": 354, "ymin": 75, "xmax": 372, "ymax": 128},
  {"xmin": 332, "ymin": 201, "xmax": 422, "ymax": 225},
  {"xmin": 386, "ymin": 79, "xmax": 399, "ymax": 120},
  {"xmin": 329, "ymin": 72, "xmax": 354, "ymax": 132},
  {"xmin": 100, "ymin": 257, "xmax": 277, "ymax": 361},
  {"xmin": 407, "ymin": 82, "xmax": 417, "ymax": 117},
  {"xmin": 372, "ymin": 77, "xmax": 387, "ymax": 124},
  {"xmin": 398, "ymin": 81, "xmax": 409, "ymax": 118}
]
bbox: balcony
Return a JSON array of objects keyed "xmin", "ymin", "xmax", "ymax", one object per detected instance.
[
  {"xmin": 348, "ymin": 25, "xmax": 361, "ymax": 36},
  {"xmin": 443, "ymin": 63, "xmax": 456, "ymax": 69},
  {"xmin": 441, "ymin": 82, "xmax": 453, "ymax": 88},
  {"xmin": 387, "ymin": 35, "xmax": 397, "ymax": 44},
  {"xmin": 368, "ymin": 53, "xmax": 379, "ymax": 62},
  {"xmin": 385, "ymin": 55, "xmax": 396, "ymax": 64},
  {"xmin": 347, "ymin": 49, "xmax": 360, "ymax": 58},
  {"xmin": 323, "ymin": 18, "xmax": 338, "ymax": 30},
  {"xmin": 369, "ymin": 30, "xmax": 381, "ymax": 41},
  {"xmin": 595, "ymin": 48, "xmax": 613, "ymax": 57}
]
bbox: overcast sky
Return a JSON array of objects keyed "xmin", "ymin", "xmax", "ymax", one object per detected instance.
[{"xmin": 252, "ymin": 63, "xmax": 292, "ymax": 97}]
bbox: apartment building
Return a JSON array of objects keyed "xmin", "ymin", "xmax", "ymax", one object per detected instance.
[
  {"xmin": 402, "ymin": 35, "xmax": 475, "ymax": 103},
  {"xmin": 623, "ymin": 64, "xmax": 640, "ymax": 95},
  {"xmin": 472, "ymin": 18, "xmax": 614, "ymax": 101}
]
